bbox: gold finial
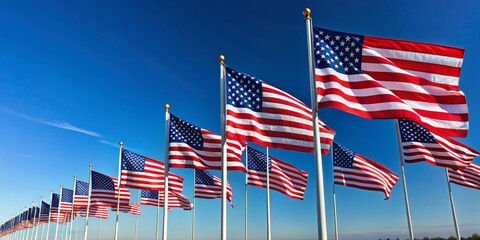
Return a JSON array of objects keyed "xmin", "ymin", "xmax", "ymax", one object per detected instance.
[
  {"xmin": 119, "ymin": 141, "xmax": 124, "ymax": 146},
  {"xmin": 303, "ymin": 8, "xmax": 311, "ymax": 18},
  {"xmin": 89, "ymin": 163, "xmax": 93, "ymax": 168},
  {"xmin": 74, "ymin": 175, "xmax": 77, "ymax": 179},
  {"xmin": 165, "ymin": 104, "xmax": 170, "ymax": 110},
  {"xmin": 219, "ymin": 55, "xmax": 225, "ymax": 62}
]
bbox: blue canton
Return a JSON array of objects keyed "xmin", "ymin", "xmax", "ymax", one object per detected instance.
[
  {"xmin": 313, "ymin": 27, "xmax": 364, "ymax": 75},
  {"xmin": 399, "ymin": 120, "xmax": 436, "ymax": 143},
  {"xmin": 247, "ymin": 147, "xmax": 272, "ymax": 172},
  {"xmin": 141, "ymin": 189, "xmax": 158, "ymax": 199},
  {"xmin": 225, "ymin": 67, "xmax": 263, "ymax": 112},
  {"xmin": 61, "ymin": 188, "xmax": 74, "ymax": 203},
  {"xmin": 41, "ymin": 201, "xmax": 50, "ymax": 214},
  {"xmin": 169, "ymin": 114, "xmax": 204, "ymax": 150},
  {"xmin": 333, "ymin": 143, "xmax": 354, "ymax": 168},
  {"xmin": 91, "ymin": 171, "xmax": 115, "ymax": 191},
  {"xmin": 195, "ymin": 170, "xmax": 215, "ymax": 185},
  {"xmin": 51, "ymin": 193, "xmax": 60, "ymax": 208},
  {"xmin": 121, "ymin": 149, "xmax": 146, "ymax": 172},
  {"xmin": 75, "ymin": 180, "xmax": 89, "ymax": 196}
]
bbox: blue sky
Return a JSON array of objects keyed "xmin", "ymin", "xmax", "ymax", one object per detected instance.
[{"xmin": 0, "ymin": 1, "xmax": 479, "ymax": 239}]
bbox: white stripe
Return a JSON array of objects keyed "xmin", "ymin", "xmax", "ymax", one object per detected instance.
[{"xmin": 363, "ymin": 47, "xmax": 463, "ymax": 68}]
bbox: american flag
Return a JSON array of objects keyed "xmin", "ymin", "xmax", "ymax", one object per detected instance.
[
  {"xmin": 111, "ymin": 202, "xmax": 141, "ymax": 216},
  {"xmin": 73, "ymin": 180, "xmax": 89, "ymax": 212},
  {"xmin": 313, "ymin": 27, "xmax": 468, "ymax": 138},
  {"xmin": 399, "ymin": 119, "xmax": 478, "ymax": 169},
  {"xmin": 195, "ymin": 170, "xmax": 234, "ymax": 207},
  {"xmin": 39, "ymin": 201, "xmax": 50, "ymax": 223},
  {"xmin": 59, "ymin": 188, "xmax": 73, "ymax": 213},
  {"xmin": 169, "ymin": 114, "xmax": 246, "ymax": 171},
  {"xmin": 28, "ymin": 207, "xmax": 40, "ymax": 224},
  {"xmin": 50, "ymin": 193, "xmax": 69, "ymax": 224},
  {"xmin": 247, "ymin": 147, "xmax": 309, "ymax": 200},
  {"xmin": 90, "ymin": 171, "xmax": 130, "ymax": 207},
  {"xmin": 140, "ymin": 190, "xmax": 193, "ymax": 210},
  {"xmin": 225, "ymin": 67, "xmax": 335, "ymax": 154},
  {"xmin": 121, "ymin": 148, "xmax": 184, "ymax": 193},
  {"xmin": 333, "ymin": 143, "xmax": 399, "ymax": 199},
  {"xmin": 448, "ymin": 162, "xmax": 480, "ymax": 190},
  {"xmin": 78, "ymin": 207, "xmax": 109, "ymax": 219}
]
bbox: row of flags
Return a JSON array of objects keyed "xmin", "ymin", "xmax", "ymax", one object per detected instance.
[{"xmin": 2, "ymin": 9, "xmax": 480, "ymax": 240}]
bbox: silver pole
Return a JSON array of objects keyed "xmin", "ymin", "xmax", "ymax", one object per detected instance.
[
  {"xmin": 55, "ymin": 185, "xmax": 63, "ymax": 240},
  {"xmin": 156, "ymin": 190, "xmax": 160, "ymax": 240},
  {"xmin": 219, "ymin": 54, "xmax": 228, "ymax": 240},
  {"xmin": 46, "ymin": 190, "xmax": 53, "ymax": 240},
  {"xmin": 266, "ymin": 148, "xmax": 271, "ymax": 240},
  {"xmin": 35, "ymin": 197, "xmax": 42, "ymax": 240},
  {"xmin": 134, "ymin": 190, "xmax": 139, "ymax": 240},
  {"xmin": 303, "ymin": 8, "xmax": 328, "ymax": 240},
  {"xmin": 83, "ymin": 164, "xmax": 93, "ymax": 240},
  {"xmin": 64, "ymin": 213, "xmax": 69, "ymax": 240},
  {"xmin": 96, "ymin": 220, "xmax": 101, "ymax": 240},
  {"xmin": 114, "ymin": 142, "xmax": 124, "ymax": 240},
  {"xmin": 245, "ymin": 145, "xmax": 248, "ymax": 240},
  {"xmin": 162, "ymin": 104, "xmax": 171, "ymax": 240},
  {"xmin": 394, "ymin": 120, "xmax": 414, "ymax": 240},
  {"xmin": 445, "ymin": 168, "xmax": 461, "ymax": 239},
  {"xmin": 331, "ymin": 153, "xmax": 339, "ymax": 240},
  {"xmin": 27, "ymin": 202, "xmax": 32, "ymax": 240},
  {"xmin": 40, "ymin": 215, "xmax": 45, "ymax": 240},
  {"xmin": 192, "ymin": 169, "xmax": 195, "ymax": 240},
  {"xmin": 69, "ymin": 176, "xmax": 76, "ymax": 240}
]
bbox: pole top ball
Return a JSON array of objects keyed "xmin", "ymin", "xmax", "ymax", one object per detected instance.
[
  {"xmin": 165, "ymin": 104, "xmax": 170, "ymax": 110},
  {"xmin": 219, "ymin": 55, "xmax": 225, "ymax": 62},
  {"xmin": 303, "ymin": 8, "xmax": 311, "ymax": 17}
]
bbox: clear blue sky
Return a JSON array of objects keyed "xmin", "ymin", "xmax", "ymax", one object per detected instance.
[{"xmin": 1, "ymin": 1, "xmax": 479, "ymax": 239}]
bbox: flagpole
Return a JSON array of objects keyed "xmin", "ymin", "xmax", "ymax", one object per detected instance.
[
  {"xmin": 64, "ymin": 206, "xmax": 69, "ymax": 240},
  {"xmin": 266, "ymin": 147, "xmax": 271, "ymax": 240},
  {"xmin": 27, "ymin": 202, "xmax": 33, "ymax": 240},
  {"xmin": 96, "ymin": 219, "xmax": 101, "ymax": 240},
  {"xmin": 245, "ymin": 145, "xmax": 248, "ymax": 240},
  {"xmin": 55, "ymin": 185, "xmax": 63, "ymax": 240},
  {"xmin": 134, "ymin": 190, "xmax": 139, "ymax": 240},
  {"xmin": 192, "ymin": 169, "xmax": 195, "ymax": 240},
  {"xmin": 155, "ymin": 190, "xmax": 160, "ymax": 240},
  {"xmin": 219, "ymin": 54, "xmax": 228, "ymax": 240},
  {"xmin": 32, "ymin": 202, "xmax": 38, "ymax": 240},
  {"xmin": 331, "ymin": 153, "xmax": 339, "ymax": 240},
  {"xmin": 46, "ymin": 190, "xmax": 53, "ymax": 240},
  {"xmin": 114, "ymin": 141, "xmax": 123, "ymax": 240},
  {"xmin": 83, "ymin": 164, "xmax": 93, "ymax": 240},
  {"xmin": 303, "ymin": 8, "xmax": 328, "ymax": 240},
  {"xmin": 394, "ymin": 120, "xmax": 414, "ymax": 240},
  {"xmin": 34, "ymin": 197, "xmax": 42, "ymax": 240},
  {"xmin": 21, "ymin": 207, "xmax": 26, "ymax": 240},
  {"xmin": 162, "ymin": 104, "xmax": 171, "ymax": 240},
  {"xmin": 69, "ymin": 176, "xmax": 76, "ymax": 240},
  {"xmin": 445, "ymin": 168, "xmax": 461, "ymax": 239}
]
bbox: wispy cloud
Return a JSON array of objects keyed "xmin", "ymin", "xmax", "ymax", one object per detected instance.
[{"xmin": 1, "ymin": 107, "xmax": 102, "ymax": 137}]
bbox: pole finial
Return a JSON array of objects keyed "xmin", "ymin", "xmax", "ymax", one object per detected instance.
[
  {"xmin": 89, "ymin": 163, "xmax": 93, "ymax": 168},
  {"xmin": 60, "ymin": 184, "xmax": 63, "ymax": 187},
  {"xmin": 219, "ymin": 55, "xmax": 225, "ymax": 62},
  {"xmin": 165, "ymin": 104, "xmax": 170, "ymax": 110},
  {"xmin": 303, "ymin": 8, "xmax": 311, "ymax": 18},
  {"xmin": 119, "ymin": 141, "xmax": 124, "ymax": 146}
]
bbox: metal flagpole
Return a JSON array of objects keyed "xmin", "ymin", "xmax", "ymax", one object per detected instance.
[
  {"xmin": 64, "ymin": 210, "xmax": 69, "ymax": 240},
  {"xmin": 155, "ymin": 190, "xmax": 160, "ymax": 240},
  {"xmin": 96, "ymin": 219, "xmax": 101, "ymax": 240},
  {"xmin": 55, "ymin": 185, "xmax": 63, "ymax": 240},
  {"xmin": 162, "ymin": 104, "xmax": 171, "ymax": 240},
  {"xmin": 134, "ymin": 190, "xmax": 139, "ymax": 240},
  {"xmin": 219, "ymin": 54, "xmax": 228, "ymax": 240},
  {"xmin": 445, "ymin": 168, "xmax": 461, "ymax": 239},
  {"xmin": 83, "ymin": 164, "xmax": 93, "ymax": 240},
  {"xmin": 303, "ymin": 8, "xmax": 328, "ymax": 240},
  {"xmin": 245, "ymin": 145, "xmax": 248, "ymax": 240},
  {"xmin": 192, "ymin": 169, "xmax": 195, "ymax": 240},
  {"xmin": 46, "ymin": 190, "xmax": 53, "ymax": 240},
  {"xmin": 34, "ymin": 196, "xmax": 42, "ymax": 240},
  {"xmin": 265, "ymin": 147, "xmax": 271, "ymax": 240},
  {"xmin": 31, "ymin": 202, "xmax": 38, "ymax": 240},
  {"xmin": 394, "ymin": 120, "xmax": 414, "ymax": 240},
  {"xmin": 69, "ymin": 176, "xmax": 77, "ymax": 240},
  {"xmin": 331, "ymin": 153, "xmax": 339, "ymax": 240},
  {"xmin": 114, "ymin": 141, "xmax": 124, "ymax": 240},
  {"xmin": 20, "ymin": 208, "xmax": 26, "ymax": 240},
  {"xmin": 26, "ymin": 202, "xmax": 33, "ymax": 240}
]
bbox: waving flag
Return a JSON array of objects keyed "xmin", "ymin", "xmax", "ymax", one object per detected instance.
[
  {"xmin": 39, "ymin": 201, "xmax": 50, "ymax": 223},
  {"xmin": 169, "ymin": 114, "xmax": 246, "ymax": 171},
  {"xmin": 399, "ymin": 119, "xmax": 478, "ymax": 169},
  {"xmin": 121, "ymin": 149, "xmax": 184, "ymax": 193},
  {"xmin": 111, "ymin": 202, "xmax": 141, "ymax": 216},
  {"xmin": 247, "ymin": 147, "xmax": 309, "ymax": 200},
  {"xmin": 50, "ymin": 193, "xmax": 68, "ymax": 224},
  {"xmin": 313, "ymin": 27, "xmax": 468, "ymax": 138},
  {"xmin": 195, "ymin": 170, "xmax": 234, "ymax": 207},
  {"xmin": 140, "ymin": 190, "xmax": 193, "ymax": 210},
  {"xmin": 59, "ymin": 188, "xmax": 73, "ymax": 213},
  {"xmin": 78, "ymin": 207, "xmax": 109, "ymax": 219},
  {"xmin": 225, "ymin": 67, "xmax": 335, "ymax": 154},
  {"xmin": 333, "ymin": 143, "xmax": 398, "ymax": 199},
  {"xmin": 74, "ymin": 180, "xmax": 89, "ymax": 212},
  {"xmin": 448, "ymin": 162, "xmax": 480, "ymax": 190},
  {"xmin": 90, "ymin": 171, "xmax": 130, "ymax": 207}
]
